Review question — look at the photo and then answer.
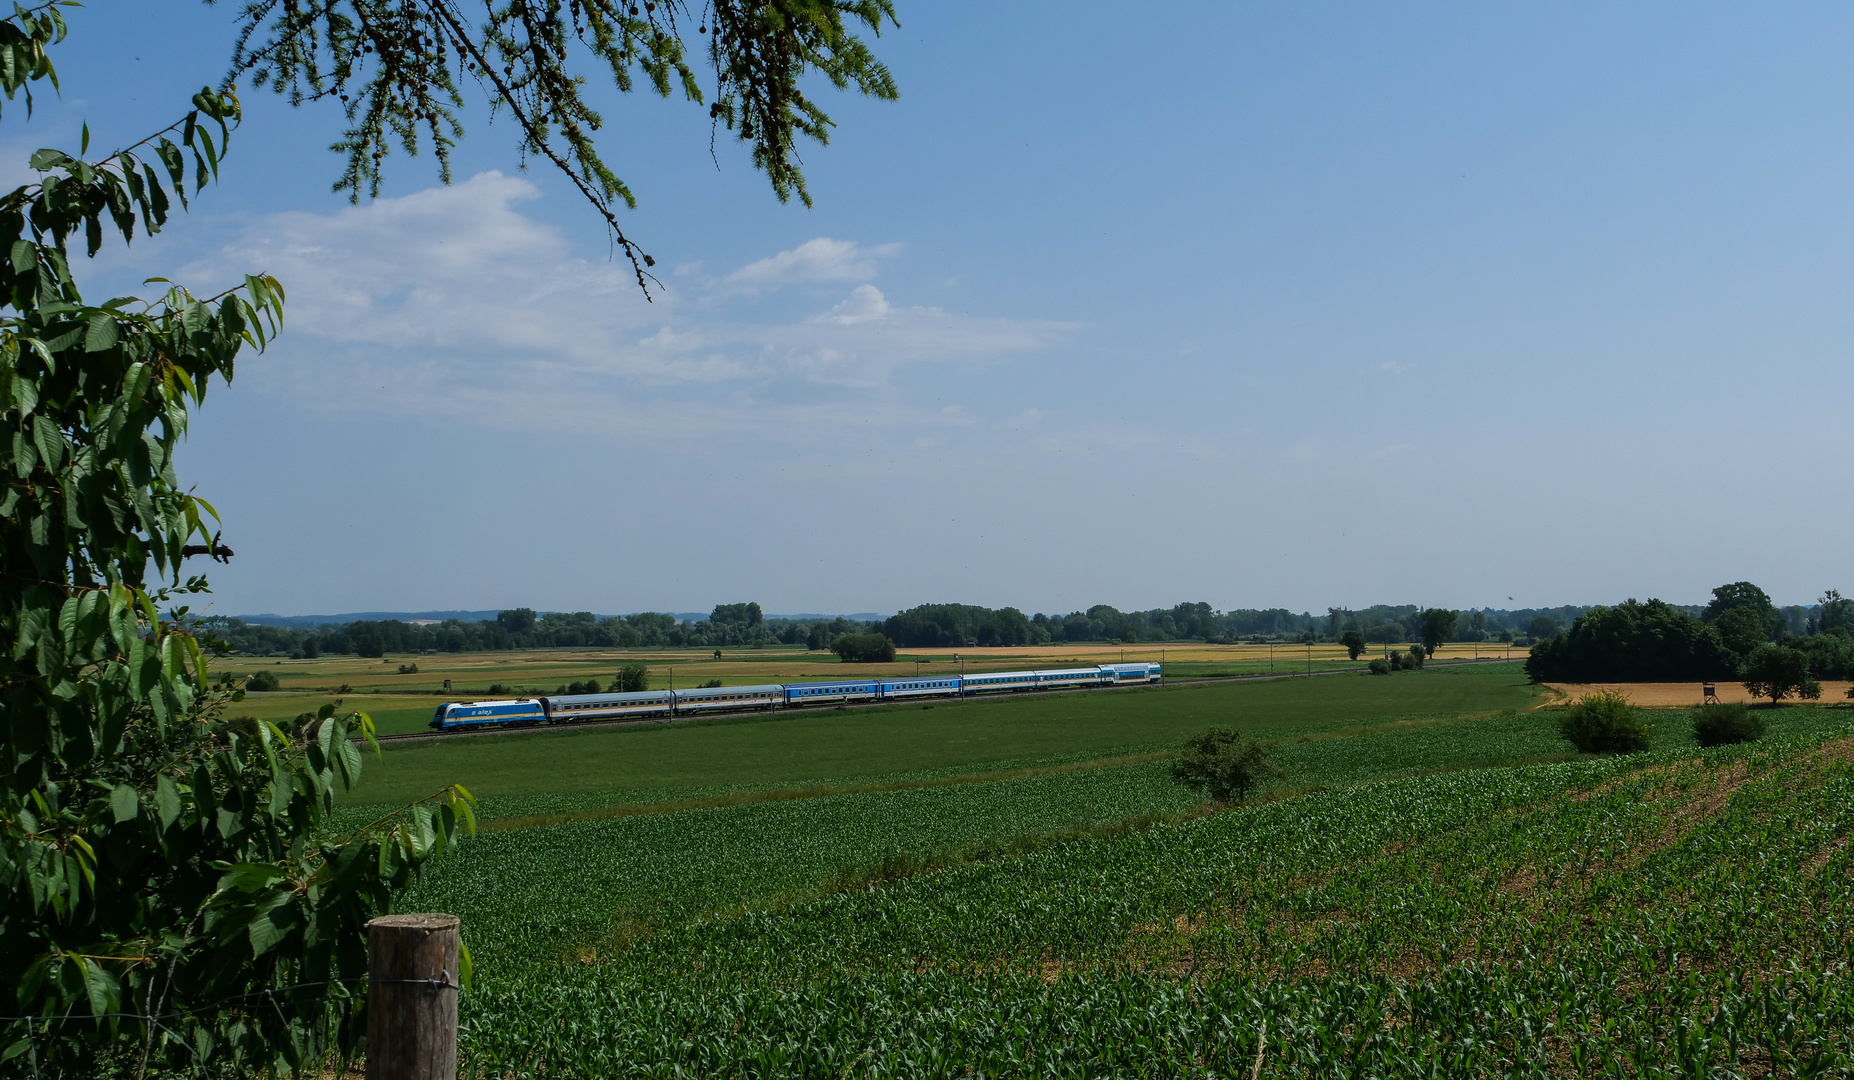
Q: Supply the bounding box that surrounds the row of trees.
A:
[216,586,1854,662]
[221,600,1479,657]
[212,606,875,657]
[880,602,1499,648]
[1525,583,1854,685]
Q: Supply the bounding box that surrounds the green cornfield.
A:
[403,717,1854,1077]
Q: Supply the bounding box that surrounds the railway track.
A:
[361,656,1523,744]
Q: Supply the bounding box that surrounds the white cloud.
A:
[815,283,891,324]
[184,173,1067,442]
[725,237,902,291]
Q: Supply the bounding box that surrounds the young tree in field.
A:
[1171,728,1282,804]
[1740,644,1822,705]
[1340,629,1367,660]
[1420,608,1459,656]
[613,663,651,692]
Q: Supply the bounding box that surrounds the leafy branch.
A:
[225,0,900,297]
[0,10,475,1075]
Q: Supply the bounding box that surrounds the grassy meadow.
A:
[218,639,1530,737]
[384,663,1570,954]
[226,641,1533,697]
[341,660,1543,805]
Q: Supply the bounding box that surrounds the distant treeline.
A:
[210,604,872,658]
[1525,583,1854,684]
[209,597,1685,658]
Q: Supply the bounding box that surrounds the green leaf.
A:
[83,312,118,352]
[337,737,363,788]
[155,773,181,828]
[79,957,119,1017]
[109,783,137,823]
[13,426,38,478]
[31,414,61,470]
[13,600,47,661]
[216,862,286,893]
[247,891,297,957]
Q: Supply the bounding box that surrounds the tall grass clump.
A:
[1557,690,1650,754]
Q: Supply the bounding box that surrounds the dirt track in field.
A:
[1546,681,1854,706]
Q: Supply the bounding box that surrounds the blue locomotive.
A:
[429,662,1161,731]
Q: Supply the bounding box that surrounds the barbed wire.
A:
[1,974,459,1080]
[0,973,459,1026]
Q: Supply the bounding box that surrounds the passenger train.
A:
[429,662,1162,731]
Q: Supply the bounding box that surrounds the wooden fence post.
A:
[366,913,460,1080]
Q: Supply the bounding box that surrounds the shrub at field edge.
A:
[1558,690,1651,754]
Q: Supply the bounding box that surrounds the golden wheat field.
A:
[1546,681,1854,706]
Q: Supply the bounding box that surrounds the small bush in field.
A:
[1692,703,1766,747]
[1367,658,1391,675]
[1558,690,1650,754]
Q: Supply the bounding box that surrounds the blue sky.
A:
[24,2,1854,616]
